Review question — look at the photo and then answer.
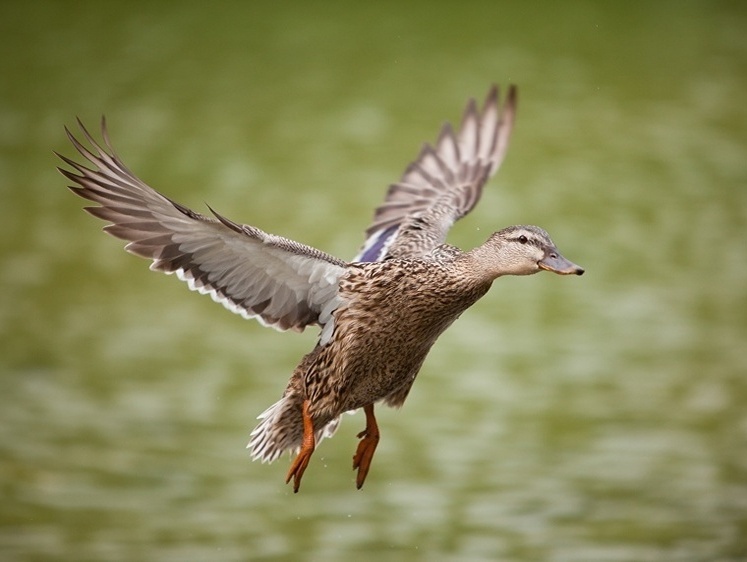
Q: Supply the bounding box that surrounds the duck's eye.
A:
[518,235,528,244]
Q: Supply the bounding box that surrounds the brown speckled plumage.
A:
[57,85,584,492]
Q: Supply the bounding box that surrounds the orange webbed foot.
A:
[352,404,380,489]
[286,446,313,493]
[285,399,315,493]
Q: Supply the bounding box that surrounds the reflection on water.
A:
[1,2,746,560]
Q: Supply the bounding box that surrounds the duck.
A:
[57,84,583,493]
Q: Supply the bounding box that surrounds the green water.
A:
[1,1,746,560]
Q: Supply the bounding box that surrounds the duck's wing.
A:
[354,84,517,261]
[57,119,346,333]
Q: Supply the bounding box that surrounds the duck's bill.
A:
[538,252,585,276]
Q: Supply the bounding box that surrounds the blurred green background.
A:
[1,1,746,560]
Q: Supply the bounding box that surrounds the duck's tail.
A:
[247,395,341,463]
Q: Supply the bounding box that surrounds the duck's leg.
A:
[352,403,380,489]
[285,399,315,493]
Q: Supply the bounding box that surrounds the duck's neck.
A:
[463,238,514,282]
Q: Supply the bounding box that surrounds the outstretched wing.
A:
[355,84,517,261]
[57,119,347,333]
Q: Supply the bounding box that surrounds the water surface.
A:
[1,2,746,560]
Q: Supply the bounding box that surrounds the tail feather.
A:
[248,396,341,462]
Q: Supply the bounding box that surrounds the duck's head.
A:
[478,225,584,278]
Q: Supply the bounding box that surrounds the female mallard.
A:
[57,85,583,492]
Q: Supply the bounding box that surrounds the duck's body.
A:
[57,85,583,492]
[255,248,493,456]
